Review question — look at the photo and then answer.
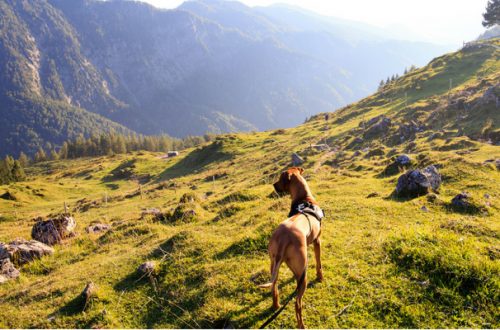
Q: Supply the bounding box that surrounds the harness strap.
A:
[303,213,313,238]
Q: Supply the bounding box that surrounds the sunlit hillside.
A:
[0,39,498,328]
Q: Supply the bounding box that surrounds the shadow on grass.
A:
[111,232,211,328]
[214,232,269,259]
[102,159,136,182]
[113,270,147,292]
[445,202,487,215]
[157,141,233,181]
[58,293,86,316]
[383,190,424,202]
[230,276,323,328]
[139,262,209,328]
[148,231,194,259]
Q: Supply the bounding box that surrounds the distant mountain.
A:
[477,26,500,40]
[0,0,132,156]
[0,0,453,157]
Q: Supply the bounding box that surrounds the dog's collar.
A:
[288,200,325,222]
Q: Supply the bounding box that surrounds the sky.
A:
[138,0,489,45]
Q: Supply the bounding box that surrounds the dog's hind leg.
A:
[286,244,308,329]
[270,257,282,309]
[259,243,284,311]
[314,238,323,282]
[295,273,307,329]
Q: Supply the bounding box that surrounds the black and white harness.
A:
[288,201,325,237]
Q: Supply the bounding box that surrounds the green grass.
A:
[0,39,499,328]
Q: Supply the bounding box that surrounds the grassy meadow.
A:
[0,40,499,328]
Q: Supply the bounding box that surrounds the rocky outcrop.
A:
[363,115,392,138]
[451,193,470,208]
[0,258,20,284]
[137,261,156,276]
[449,192,486,213]
[382,154,412,176]
[140,208,162,220]
[395,154,412,166]
[0,239,54,266]
[292,153,304,166]
[398,121,424,142]
[86,224,111,234]
[311,144,330,151]
[395,165,441,197]
[0,191,17,201]
[31,215,76,245]
[81,282,97,310]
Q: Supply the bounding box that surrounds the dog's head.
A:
[273,167,304,194]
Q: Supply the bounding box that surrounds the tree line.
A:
[378,65,418,91]
[1,132,215,185]
[0,155,26,185]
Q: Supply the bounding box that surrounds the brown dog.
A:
[259,167,323,328]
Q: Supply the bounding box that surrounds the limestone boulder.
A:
[0,239,54,266]
[291,153,304,166]
[395,165,442,197]
[86,223,111,234]
[0,258,20,284]
[137,261,156,276]
[32,214,76,245]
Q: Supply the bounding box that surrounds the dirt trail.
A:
[313,150,336,173]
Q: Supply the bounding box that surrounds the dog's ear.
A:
[298,167,304,174]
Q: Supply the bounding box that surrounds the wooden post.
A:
[106,192,109,220]
[448,78,453,99]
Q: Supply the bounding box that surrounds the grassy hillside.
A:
[0,40,499,328]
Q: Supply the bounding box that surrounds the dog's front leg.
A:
[314,238,323,282]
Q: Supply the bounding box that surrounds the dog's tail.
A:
[258,258,281,288]
[258,245,285,289]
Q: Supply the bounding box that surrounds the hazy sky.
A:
[139,0,489,45]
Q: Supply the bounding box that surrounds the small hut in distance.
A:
[161,151,179,159]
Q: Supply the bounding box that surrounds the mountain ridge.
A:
[0,0,454,157]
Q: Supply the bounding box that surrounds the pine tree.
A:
[115,135,127,154]
[11,160,25,181]
[34,148,47,162]
[378,80,385,91]
[4,156,15,182]
[18,152,29,167]
[0,156,24,184]
[50,149,59,161]
[483,0,500,27]
[0,159,7,184]
[59,142,69,159]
